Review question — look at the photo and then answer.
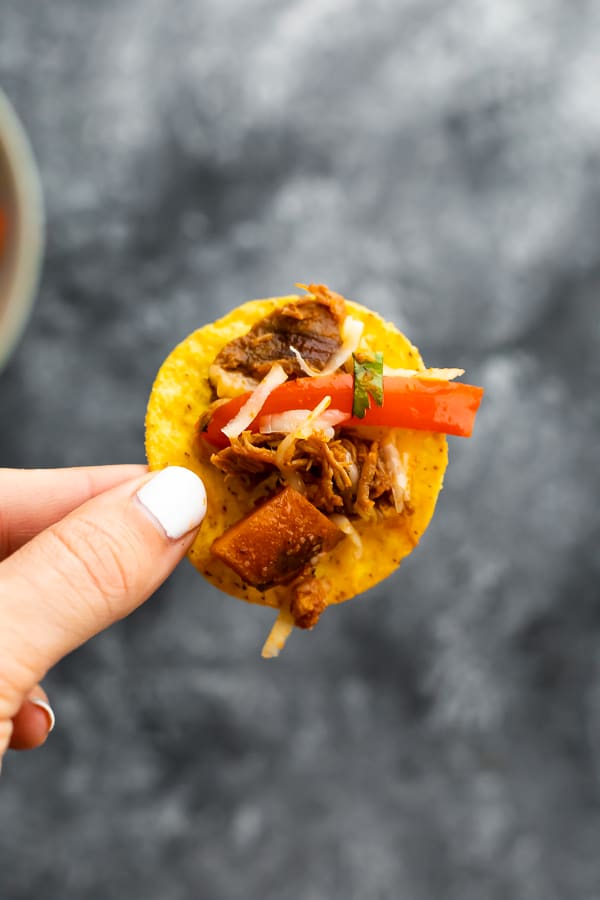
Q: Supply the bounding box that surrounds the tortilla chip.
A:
[145,292,448,612]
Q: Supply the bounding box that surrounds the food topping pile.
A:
[194,285,483,642]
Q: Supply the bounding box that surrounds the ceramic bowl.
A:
[0,89,44,371]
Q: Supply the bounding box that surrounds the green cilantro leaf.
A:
[352,352,384,418]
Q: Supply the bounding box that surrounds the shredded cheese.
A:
[329,514,363,557]
[275,395,332,468]
[382,437,410,513]
[258,407,347,438]
[289,346,318,377]
[261,604,295,658]
[221,363,288,439]
[290,315,364,377]
[382,366,465,380]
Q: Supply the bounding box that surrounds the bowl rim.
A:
[0,89,45,372]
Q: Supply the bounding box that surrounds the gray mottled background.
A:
[1,1,600,898]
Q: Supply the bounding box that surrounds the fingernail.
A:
[136,466,207,540]
[30,698,56,734]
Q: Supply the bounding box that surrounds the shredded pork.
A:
[289,574,329,630]
[210,431,397,519]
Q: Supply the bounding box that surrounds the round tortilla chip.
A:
[145,292,448,612]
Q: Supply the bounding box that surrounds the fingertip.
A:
[135,466,207,540]
[9,698,55,751]
[30,697,55,733]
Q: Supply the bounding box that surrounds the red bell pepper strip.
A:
[201,373,484,449]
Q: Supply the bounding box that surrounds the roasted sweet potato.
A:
[210,487,343,590]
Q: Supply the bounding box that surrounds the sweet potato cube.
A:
[211,487,343,589]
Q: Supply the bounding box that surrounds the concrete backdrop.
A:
[1,1,599,898]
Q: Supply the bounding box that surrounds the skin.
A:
[0,465,200,761]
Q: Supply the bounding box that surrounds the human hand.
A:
[0,464,207,768]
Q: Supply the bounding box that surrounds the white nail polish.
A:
[30,698,56,733]
[136,466,207,540]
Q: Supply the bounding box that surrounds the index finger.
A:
[0,465,148,560]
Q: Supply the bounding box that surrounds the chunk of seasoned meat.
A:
[354,440,380,517]
[290,574,328,629]
[211,289,346,382]
[211,434,278,477]
[301,436,348,514]
[210,487,343,590]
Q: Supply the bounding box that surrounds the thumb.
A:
[0,466,207,725]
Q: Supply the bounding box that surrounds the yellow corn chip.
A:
[145,292,448,616]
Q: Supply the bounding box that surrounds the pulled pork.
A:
[290,573,329,630]
[210,431,395,519]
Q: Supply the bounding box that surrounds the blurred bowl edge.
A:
[0,88,45,373]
